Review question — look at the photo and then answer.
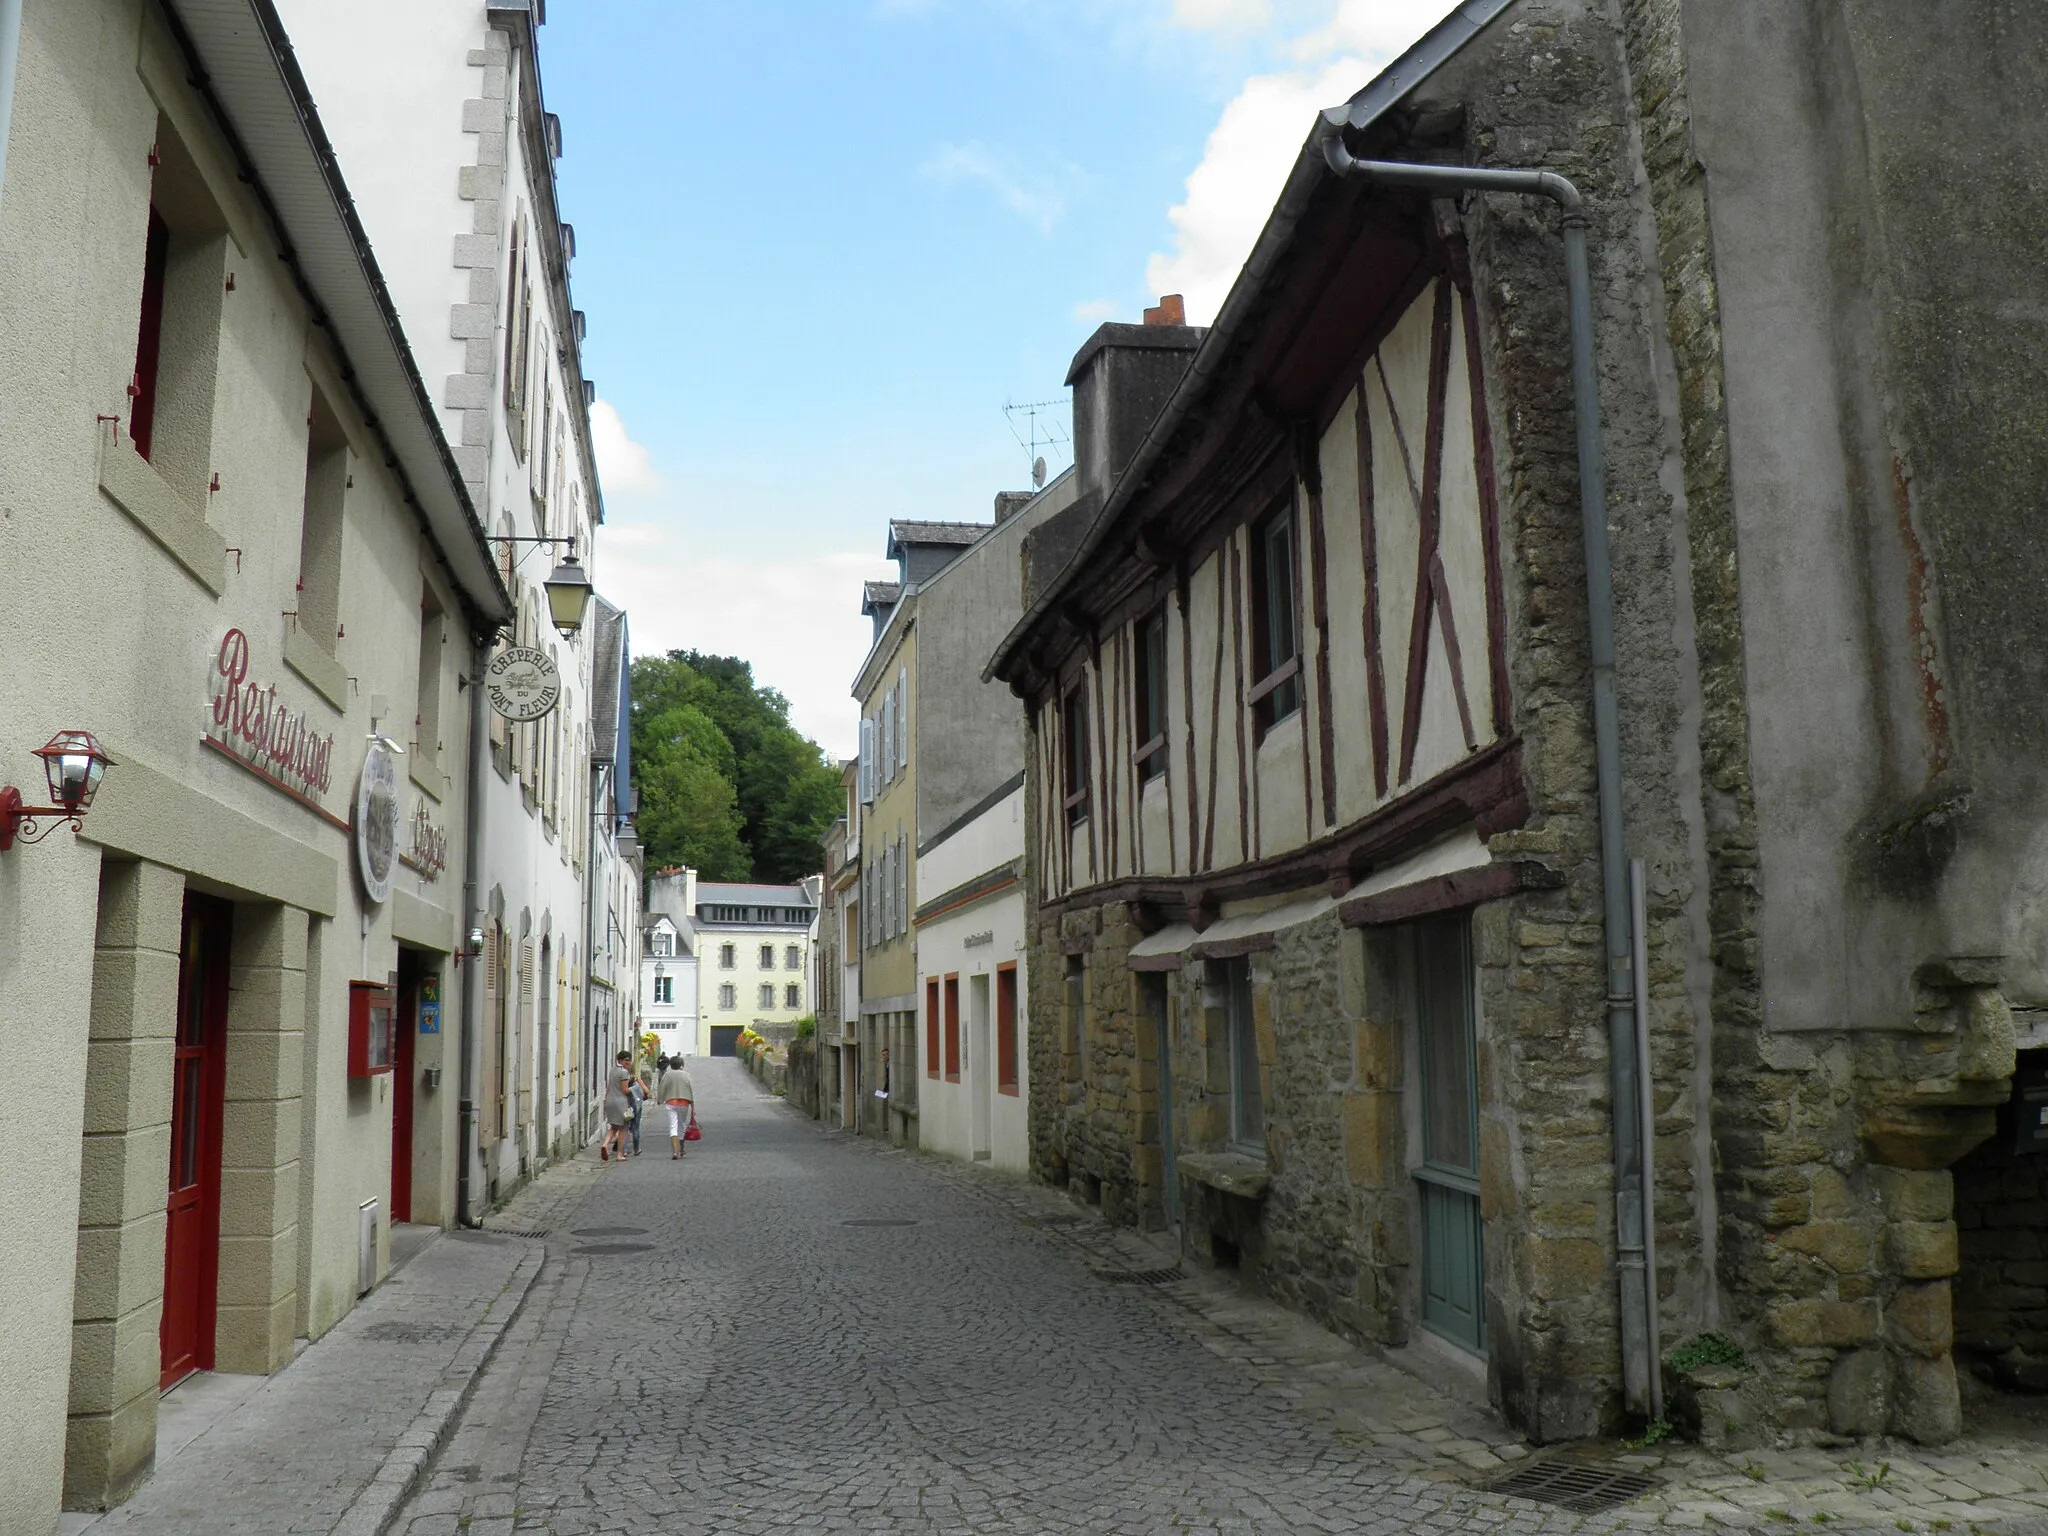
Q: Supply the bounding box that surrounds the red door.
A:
[391,956,419,1223]
[162,896,230,1390]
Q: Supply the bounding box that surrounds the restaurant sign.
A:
[356,738,401,904]
[486,646,560,721]
[402,803,449,881]
[206,628,336,804]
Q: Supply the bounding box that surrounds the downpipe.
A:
[457,631,491,1228]
[0,0,20,213]
[1320,138,1658,1421]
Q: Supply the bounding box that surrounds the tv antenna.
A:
[1004,396,1071,486]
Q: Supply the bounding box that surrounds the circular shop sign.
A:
[356,739,401,905]
[487,646,560,722]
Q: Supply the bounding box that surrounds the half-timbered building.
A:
[991,0,2048,1449]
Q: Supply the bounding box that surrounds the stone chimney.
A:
[1065,295,1203,509]
[993,490,1034,524]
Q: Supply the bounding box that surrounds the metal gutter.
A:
[985,0,1516,686]
[1317,142,1655,1421]
[158,0,512,630]
[458,635,488,1227]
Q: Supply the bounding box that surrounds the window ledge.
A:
[283,625,349,714]
[98,436,226,595]
[409,752,450,804]
[1176,1151,1272,1200]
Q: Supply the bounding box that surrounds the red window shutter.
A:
[996,964,1018,1094]
[943,975,960,1082]
[130,208,171,460]
[925,978,940,1078]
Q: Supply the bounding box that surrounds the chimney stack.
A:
[1065,296,1204,509]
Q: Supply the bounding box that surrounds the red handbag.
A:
[684,1110,701,1142]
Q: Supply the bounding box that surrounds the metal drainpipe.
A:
[1320,141,1656,1419]
[0,0,22,212]
[457,632,491,1228]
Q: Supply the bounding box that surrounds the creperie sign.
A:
[206,628,336,801]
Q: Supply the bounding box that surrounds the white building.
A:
[640,913,698,1063]
[695,881,820,1056]
[276,0,611,1197]
[585,597,640,1118]
[913,781,1029,1171]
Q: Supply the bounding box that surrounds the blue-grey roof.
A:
[695,882,817,908]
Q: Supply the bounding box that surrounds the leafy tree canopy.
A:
[628,652,841,884]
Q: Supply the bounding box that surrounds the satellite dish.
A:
[1032,456,1047,489]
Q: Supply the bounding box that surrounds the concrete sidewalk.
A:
[65,1229,542,1536]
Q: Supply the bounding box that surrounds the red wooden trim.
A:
[926,977,941,1078]
[200,735,352,834]
[1246,654,1301,707]
[1303,448,1339,829]
[1430,548,1480,753]
[1133,733,1169,766]
[943,972,961,1082]
[1355,376,1390,800]
[1228,534,1251,865]
[1337,858,1559,928]
[1397,280,1452,784]
[1088,646,1106,885]
[1036,736,1527,921]
[995,961,1020,1094]
[1202,555,1226,871]
[131,207,170,461]
[1177,575,1199,872]
[1126,627,1147,876]
[1459,274,1513,737]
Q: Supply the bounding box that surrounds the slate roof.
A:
[862,580,901,612]
[695,882,818,908]
[887,520,987,557]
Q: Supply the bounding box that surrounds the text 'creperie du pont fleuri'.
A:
[206,628,337,801]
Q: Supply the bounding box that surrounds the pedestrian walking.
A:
[601,1050,631,1162]
[658,1054,696,1159]
[627,1069,648,1157]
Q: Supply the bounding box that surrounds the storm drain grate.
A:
[483,1228,550,1239]
[841,1218,919,1228]
[1482,1457,1658,1514]
[571,1226,648,1237]
[1028,1213,1086,1228]
[573,1242,655,1256]
[1092,1266,1184,1286]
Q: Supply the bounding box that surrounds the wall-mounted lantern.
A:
[0,730,115,852]
[486,532,594,638]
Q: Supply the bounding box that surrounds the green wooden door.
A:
[1416,916,1485,1354]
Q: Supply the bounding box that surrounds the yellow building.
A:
[691,880,819,1057]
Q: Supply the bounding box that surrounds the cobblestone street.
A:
[374,1063,2034,1536]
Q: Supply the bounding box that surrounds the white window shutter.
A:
[859,719,875,804]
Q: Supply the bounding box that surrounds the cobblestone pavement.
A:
[390,1063,2046,1536]
[67,1228,540,1535]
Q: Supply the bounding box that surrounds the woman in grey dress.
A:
[601,1050,632,1161]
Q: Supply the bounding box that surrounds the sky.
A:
[547,0,1451,759]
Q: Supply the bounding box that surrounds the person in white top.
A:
[657,1054,697,1160]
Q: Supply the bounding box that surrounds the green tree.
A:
[628,652,840,883]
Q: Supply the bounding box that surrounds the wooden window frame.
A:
[1062,679,1091,829]
[995,962,1019,1096]
[926,978,941,1079]
[784,982,801,1010]
[1132,605,1169,786]
[943,973,961,1083]
[1248,502,1302,737]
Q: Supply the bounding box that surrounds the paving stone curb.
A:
[332,1240,546,1536]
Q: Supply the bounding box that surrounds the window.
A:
[759,983,775,1010]
[926,978,941,1078]
[719,943,735,970]
[785,944,801,971]
[413,582,446,765]
[1214,957,1264,1150]
[784,983,801,1009]
[996,963,1019,1095]
[759,943,774,970]
[718,983,736,1010]
[296,385,350,657]
[653,974,672,1005]
[943,974,961,1082]
[1133,606,1168,785]
[1249,506,1301,733]
[1062,681,1090,829]
[127,122,226,501]
[652,932,671,958]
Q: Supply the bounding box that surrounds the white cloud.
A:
[921,141,1074,236]
[1144,0,1445,324]
[1072,298,1119,324]
[1168,0,1272,30]
[589,398,659,495]
[593,522,891,761]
